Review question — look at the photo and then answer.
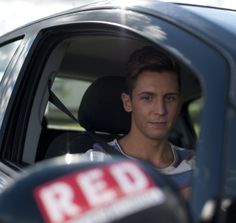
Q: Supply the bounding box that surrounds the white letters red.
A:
[34,161,155,223]
[76,168,116,206]
[36,182,81,223]
[110,162,149,194]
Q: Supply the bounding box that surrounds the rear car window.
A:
[0,40,21,82]
[45,77,91,130]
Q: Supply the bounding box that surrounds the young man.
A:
[109,46,195,200]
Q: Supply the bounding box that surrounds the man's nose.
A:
[153,98,167,115]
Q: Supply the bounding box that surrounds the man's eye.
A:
[141,95,152,101]
[164,95,177,102]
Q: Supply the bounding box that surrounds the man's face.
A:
[122,70,181,141]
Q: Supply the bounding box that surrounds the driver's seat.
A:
[78,75,131,135]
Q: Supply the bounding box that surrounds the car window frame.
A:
[0,37,24,127]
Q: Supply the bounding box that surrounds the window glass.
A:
[45,77,91,130]
[0,40,21,82]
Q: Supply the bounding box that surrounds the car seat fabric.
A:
[45,132,95,158]
[78,76,131,135]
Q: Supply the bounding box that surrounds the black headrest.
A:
[78,76,131,134]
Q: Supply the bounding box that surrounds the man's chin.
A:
[147,132,168,141]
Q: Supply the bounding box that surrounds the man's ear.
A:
[121,93,132,112]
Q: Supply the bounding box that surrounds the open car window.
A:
[0,40,21,83]
[27,33,201,163]
[45,77,91,131]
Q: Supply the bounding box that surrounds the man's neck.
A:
[118,133,174,168]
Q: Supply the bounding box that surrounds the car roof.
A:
[1,0,235,37]
[180,4,236,36]
[0,0,236,46]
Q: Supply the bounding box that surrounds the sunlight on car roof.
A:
[111,0,143,8]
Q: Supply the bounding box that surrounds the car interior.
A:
[21,29,202,164]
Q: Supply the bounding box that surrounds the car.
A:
[0,0,236,222]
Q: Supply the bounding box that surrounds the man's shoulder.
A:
[108,139,120,151]
[172,144,195,161]
[170,144,195,173]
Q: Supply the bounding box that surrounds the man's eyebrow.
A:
[165,92,180,95]
[137,91,155,96]
[138,92,179,96]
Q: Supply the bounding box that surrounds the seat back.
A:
[78,76,131,135]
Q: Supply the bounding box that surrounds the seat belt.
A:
[48,89,122,157]
[49,90,78,123]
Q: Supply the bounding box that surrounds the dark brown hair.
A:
[125,46,181,96]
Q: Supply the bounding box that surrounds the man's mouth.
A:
[148,121,167,127]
